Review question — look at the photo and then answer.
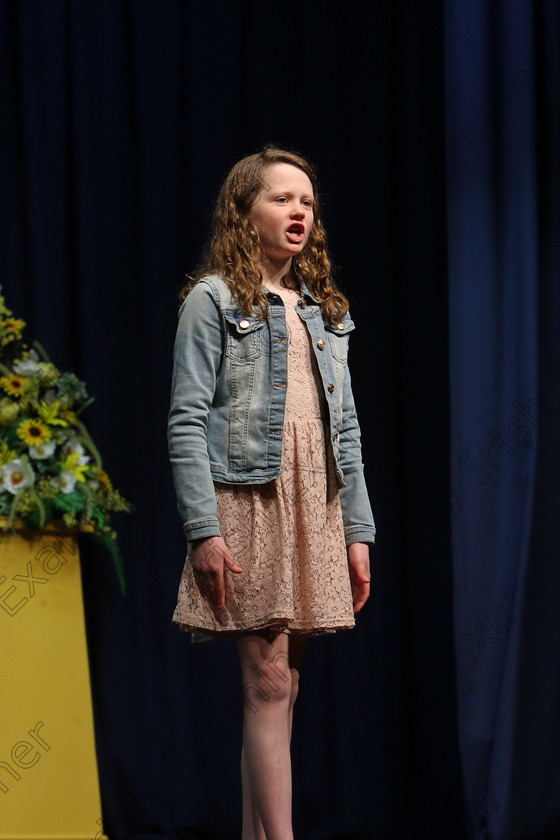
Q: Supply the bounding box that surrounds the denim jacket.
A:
[167,274,376,550]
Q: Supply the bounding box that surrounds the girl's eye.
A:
[274,196,313,208]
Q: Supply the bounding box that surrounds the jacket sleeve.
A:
[167,281,223,548]
[336,355,376,547]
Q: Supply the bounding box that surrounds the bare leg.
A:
[236,630,308,840]
[287,633,308,743]
[240,741,266,840]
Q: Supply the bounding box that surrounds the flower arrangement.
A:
[0,285,132,592]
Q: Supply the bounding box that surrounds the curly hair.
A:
[179,146,349,324]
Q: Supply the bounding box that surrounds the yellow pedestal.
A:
[0,519,108,839]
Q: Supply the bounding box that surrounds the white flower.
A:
[61,438,87,460]
[13,348,42,376]
[2,459,35,495]
[57,471,78,494]
[29,440,56,460]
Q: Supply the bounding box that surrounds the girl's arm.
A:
[336,360,376,546]
[347,541,371,612]
[167,280,224,551]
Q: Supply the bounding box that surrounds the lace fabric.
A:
[172,297,355,642]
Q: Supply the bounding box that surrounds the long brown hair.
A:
[179,146,349,323]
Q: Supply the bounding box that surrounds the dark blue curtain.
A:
[1,2,557,839]
[446,2,560,839]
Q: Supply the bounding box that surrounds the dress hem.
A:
[173,614,356,643]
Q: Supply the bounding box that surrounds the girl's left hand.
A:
[347,542,371,614]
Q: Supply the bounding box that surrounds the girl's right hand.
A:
[190,535,243,613]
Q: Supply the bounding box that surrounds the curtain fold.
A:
[446,3,560,838]
[2,2,558,838]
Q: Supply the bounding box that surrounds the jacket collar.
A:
[291,269,322,305]
[262,272,321,305]
[297,276,321,304]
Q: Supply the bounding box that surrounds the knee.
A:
[242,663,293,711]
[289,669,299,708]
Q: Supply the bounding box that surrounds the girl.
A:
[168,146,375,840]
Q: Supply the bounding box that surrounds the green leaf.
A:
[0,493,13,515]
[74,483,105,527]
[27,487,46,527]
[31,340,51,363]
[22,498,55,530]
[74,396,95,416]
[52,491,86,513]
[71,418,102,468]
[4,487,26,529]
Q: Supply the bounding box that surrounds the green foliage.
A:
[0,283,133,592]
[52,490,87,513]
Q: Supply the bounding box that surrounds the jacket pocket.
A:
[223,312,265,362]
[324,317,355,364]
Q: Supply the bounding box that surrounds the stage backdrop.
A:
[1,2,558,839]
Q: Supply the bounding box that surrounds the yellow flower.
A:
[0,397,19,425]
[36,476,60,500]
[61,451,89,483]
[59,408,77,424]
[0,293,10,316]
[36,399,69,427]
[37,362,60,384]
[17,418,52,447]
[0,441,15,466]
[0,375,27,397]
[1,318,25,337]
[91,467,112,491]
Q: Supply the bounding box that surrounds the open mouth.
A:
[286,223,305,243]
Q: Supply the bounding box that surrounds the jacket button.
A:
[317,340,325,350]
[336,322,345,330]
[239,319,249,329]
[328,383,335,393]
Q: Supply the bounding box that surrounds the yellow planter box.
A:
[0,518,108,839]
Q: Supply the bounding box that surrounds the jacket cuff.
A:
[183,518,221,545]
[344,525,376,546]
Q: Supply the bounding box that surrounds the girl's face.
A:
[250,163,314,266]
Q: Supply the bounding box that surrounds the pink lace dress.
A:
[172,288,356,643]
